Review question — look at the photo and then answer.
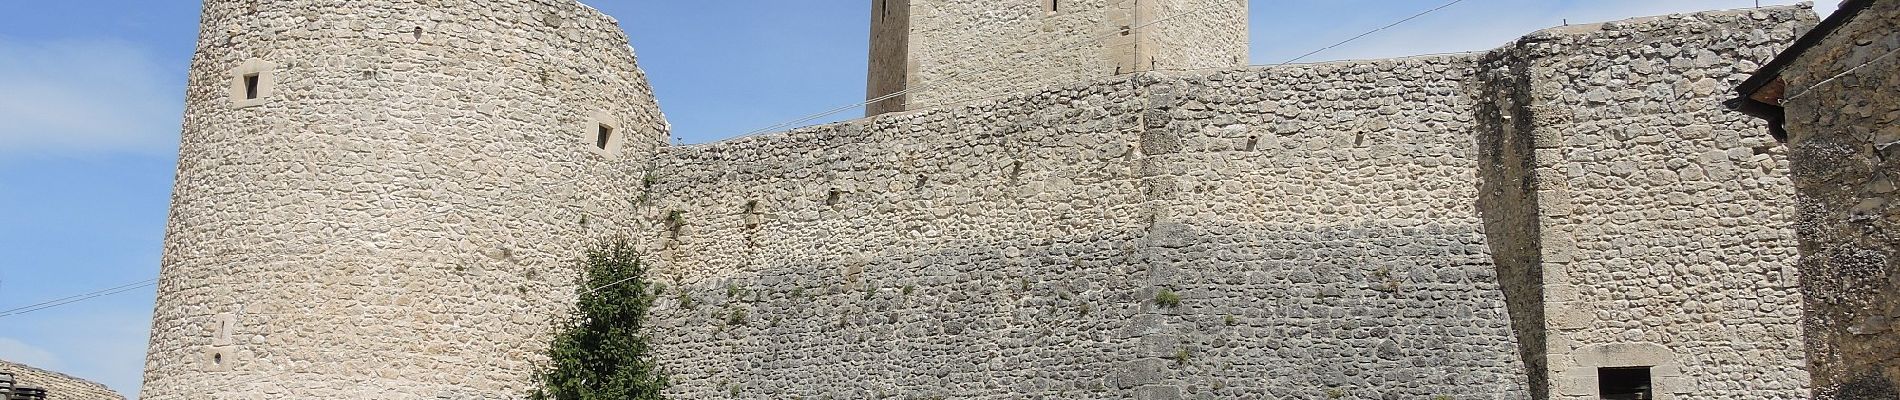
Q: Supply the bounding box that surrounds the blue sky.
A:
[0,0,1832,397]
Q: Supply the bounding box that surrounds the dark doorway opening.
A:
[1600,367,1653,399]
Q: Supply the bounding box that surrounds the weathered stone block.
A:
[1134,384,1183,400]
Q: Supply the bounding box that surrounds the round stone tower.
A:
[139,0,667,398]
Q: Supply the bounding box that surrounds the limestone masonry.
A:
[141,0,663,398]
[1,359,125,400]
[866,0,1248,115]
[141,1,1840,399]
[1734,0,1900,397]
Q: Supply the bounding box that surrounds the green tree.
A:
[532,238,668,400]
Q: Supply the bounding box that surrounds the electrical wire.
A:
[1784,45,1900,100]
[731,0,1470,141]
[0,280,158,319]
[4,0,1476,321]
[1278,0,1468,65]
[0,136,631,320]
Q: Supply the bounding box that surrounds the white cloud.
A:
[0,337,65,371]
[43,312,151,399]
[0,38,181,156]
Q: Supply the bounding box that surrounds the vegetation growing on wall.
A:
[1153,288,1182,308]
[532,238,668,400]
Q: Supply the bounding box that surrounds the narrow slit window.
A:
[243,73,261,100]
[1047,0,1060,13]
[1599,367,1653,400]
[596,124,615,150]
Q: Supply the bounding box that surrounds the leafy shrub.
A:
[531,238,667,400]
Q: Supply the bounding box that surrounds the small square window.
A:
[243,73,261,100]
[229,59,275,107]
[1599,367,1653,400]
[596,124,615,150]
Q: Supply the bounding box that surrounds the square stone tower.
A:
[867,0,1249,115]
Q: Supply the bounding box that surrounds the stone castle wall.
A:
[139,0,666,398]
[1473,35,1555,400]
[1,360,124,400]
[1541,10,1811,399]
[638,6,1815,399]
[141,1,1821,399]
[1477,8,1817,399]
[1141,0,1248,72]
[1775,0,1900,396]
[644,54,1529,399]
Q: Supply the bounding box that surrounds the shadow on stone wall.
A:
[1471,39,1550,400]
[646,219,1527,399]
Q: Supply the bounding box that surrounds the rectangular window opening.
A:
[243,73,261,100]
[1047,0,1060,13]
[1599,367,1653,400]
[596,124,615,150]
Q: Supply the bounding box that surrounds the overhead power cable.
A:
[0,137,628,320]
[733,0,1247,139]
[1278,0,1468,65]
[1785,45,1900,100]
[7,0,1480,320]
[585,0,1474,295]
[731,0,1470,141]
[0,278,157,314]
[0,279,159,319]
